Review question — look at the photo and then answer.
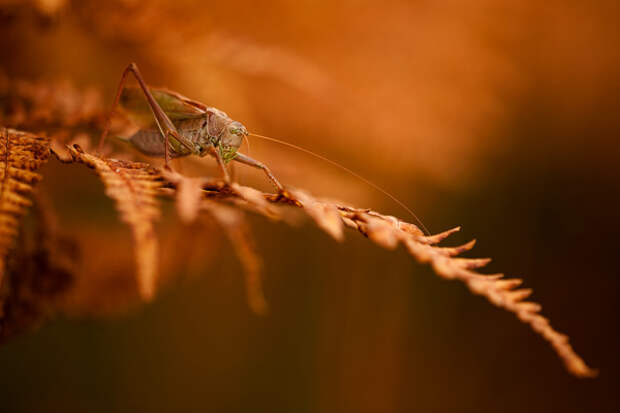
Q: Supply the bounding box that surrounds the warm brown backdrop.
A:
[0,0,618,412]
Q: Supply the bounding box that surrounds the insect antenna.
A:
[247,132,431,236]
[244,133,252,157]
[236,134,252,184]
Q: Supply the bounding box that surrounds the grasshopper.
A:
[98,63,284,192]
[98,63,430,234]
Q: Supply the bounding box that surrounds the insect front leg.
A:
[207,145,231,184]
[233,152,285,193]
[98,62,194,168]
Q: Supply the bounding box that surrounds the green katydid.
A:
[98,63,429,234]
[98,62,284,192]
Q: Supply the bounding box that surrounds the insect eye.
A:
[230,128,240,135]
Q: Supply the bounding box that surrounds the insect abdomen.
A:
[129,116,208,158]
[129,129,187,158]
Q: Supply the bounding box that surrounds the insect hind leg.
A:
[97,62,192,168]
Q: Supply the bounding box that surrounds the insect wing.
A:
[120,86,206,127]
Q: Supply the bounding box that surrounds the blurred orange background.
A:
[0,0,618,412]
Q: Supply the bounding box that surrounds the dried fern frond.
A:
[0,75,103,132]
[0,192,77,342]
[333,205,596,378]
[51,143,162,300]
[160,169,213,224]
[160,170,268,314]
[35,142,595,377]
[158,175,596,378]
[203,202,268,315]
[0,128,50,288]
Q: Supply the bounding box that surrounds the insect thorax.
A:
[128,108,246,161]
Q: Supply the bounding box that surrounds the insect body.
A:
[98,63,284,192]
[124,96,246,161]
[99,64,429,234]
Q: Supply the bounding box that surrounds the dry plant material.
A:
[0,192,77,342]
[0,4,602,381]
[161,170,268,314]
[163,178,597,378]
[0,74,103,132]
[333,207,596,378]
[0,129,595,378]
[203,202,268,315]
[51,143,162,300]
[0,128,50,287]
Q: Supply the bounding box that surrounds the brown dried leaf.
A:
[167,182,593,377]
[202,201,268,315]
[1,193,78,342]
[0,128,50,287]
[259,191,595,378]
[175,178,204,223]
[0,77,103,132]
[62,145,162,300]
[49,139,73,163]
[289,189,344,241]
[39,137,599,377]
[363,215,399,249]
[402,230,596,378]
[231,183,269,207]
[160,169,207,224]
